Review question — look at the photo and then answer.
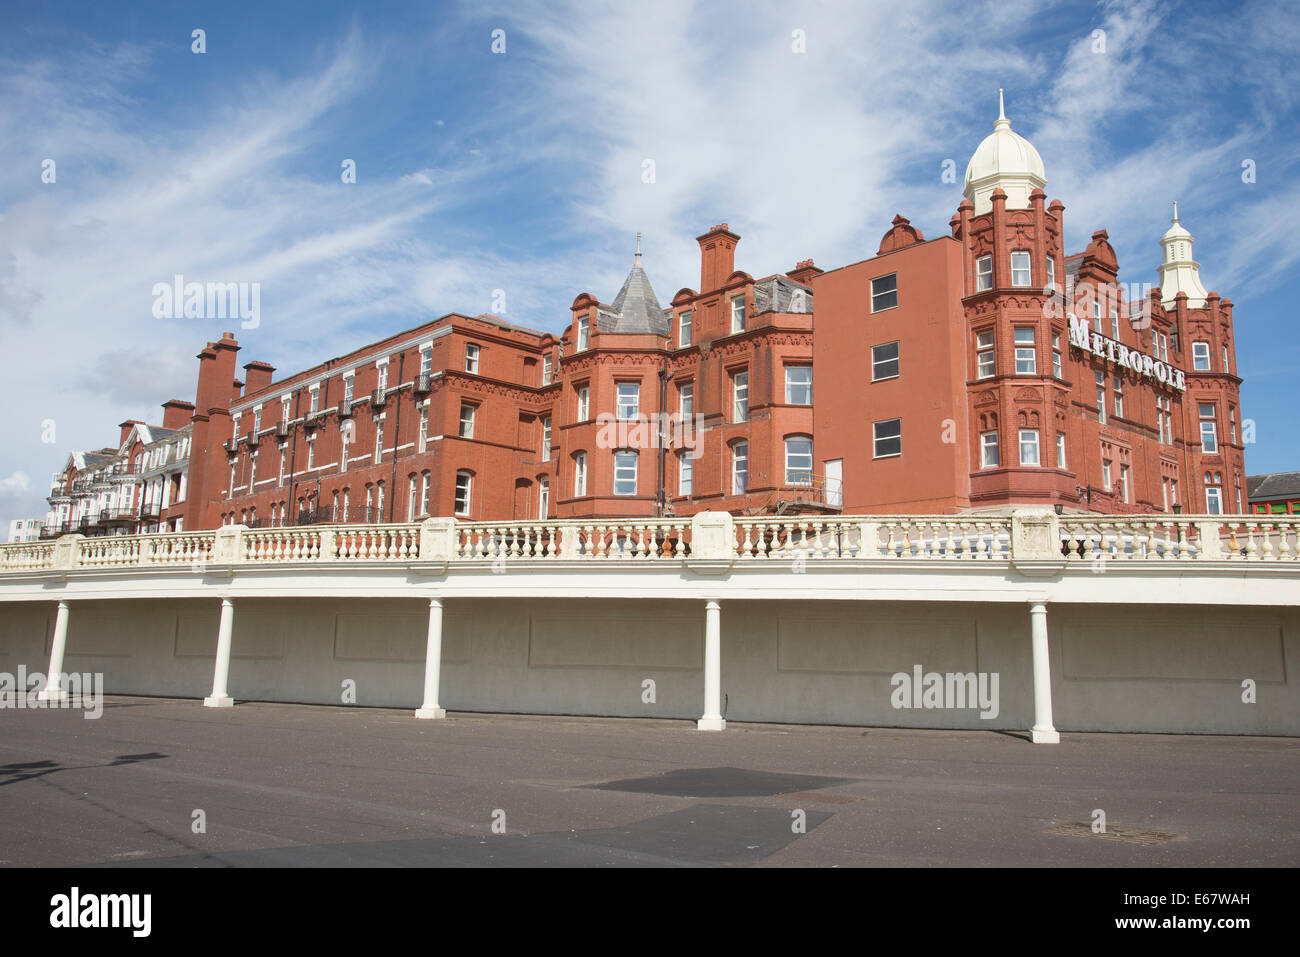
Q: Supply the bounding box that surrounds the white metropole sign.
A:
[1067,315,1186,392]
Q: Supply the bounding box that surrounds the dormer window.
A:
[577,315,589,351]
[730,296,746,333]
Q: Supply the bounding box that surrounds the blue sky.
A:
[2,0,1298,523]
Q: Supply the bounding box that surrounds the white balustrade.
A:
[0,515,1295,573]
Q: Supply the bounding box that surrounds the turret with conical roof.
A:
[600,233,669,336]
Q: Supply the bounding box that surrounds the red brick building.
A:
[56,95,1246,531]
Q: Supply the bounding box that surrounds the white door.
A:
[824,459,843,508]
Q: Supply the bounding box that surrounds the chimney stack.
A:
[696,223,740,294]
[242,360,275,396]
[161,399,195,430]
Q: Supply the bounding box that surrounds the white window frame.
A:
[871,273,898,312]
[732,371,749,423]
[873,418,902,459]
[732,442,748,495]
[542,417,551,462]
[1010,250,1031,287]
[617,382,640,420]
[785,436,813,485]
[454,471,472,516]
[976,331,995,379]
[577,316,589,351]
[1019,429,1040,467]
[613,450,638,496]
[577,385,590,422]
[573,452,587,497]
[1192,342,1210,371]
[542,354,552,386]
[1057,432,1067,470]
[980,431,999,468]
[785,365,813,403]
[730,295,746,333]
[1014,328,1036,375]
[680,383,694,418]
[976,255,993,292]
[871,342,900,382]
[679,453,693,497]
[1199,403,1218,453]
[679,311,692,346]
[465,343,481,374]
[374,419,384,464]
[459,402,476,439]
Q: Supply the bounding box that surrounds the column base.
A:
[36,689,67,703]
[696,716,726,731]
[1030,727,1060,744]
[414,706,447,719]
[203,695,235,708]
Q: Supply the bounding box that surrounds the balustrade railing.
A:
[0,515,1296,574]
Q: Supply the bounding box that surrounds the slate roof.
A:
[753,276,812,314]
[1247,472,1300,501]
[599,257,669,336]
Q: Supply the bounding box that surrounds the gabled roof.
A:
[1247,472,1300,500]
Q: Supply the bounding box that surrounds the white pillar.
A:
[1029,600,1059,744]
[203,598,235,707]
[37,600,71,702]
[697,599,725,730]
[415,597,447,719]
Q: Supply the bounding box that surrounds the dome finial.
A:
[1172,200,1179,224]
[634,231,642,266]
[995,88,1010,129]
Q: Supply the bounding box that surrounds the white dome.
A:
[963,91,1046,215]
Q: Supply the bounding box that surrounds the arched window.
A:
[573,451,587,497]
[731,441,748,495]
[613,450,637,495]
[454,470,473,516]
[784,435,813,485]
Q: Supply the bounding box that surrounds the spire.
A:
[996,88,1009,129]
[1159,205,1207,307]
[605,238,668,336]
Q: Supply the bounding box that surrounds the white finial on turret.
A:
[1172,200,1180,224]
[634,231,642,267]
